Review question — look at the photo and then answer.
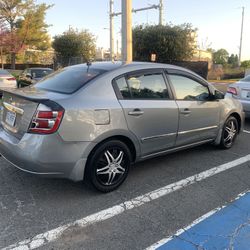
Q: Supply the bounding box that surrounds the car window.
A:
[116,77,131,98]
[0,69,10,75]
[35,66,107,94]
[118,72,169,99]
[31,69,53,78]
[169,74,209,101]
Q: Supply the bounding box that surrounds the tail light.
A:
[6,77,16,81]
[28,104,64,134]
[227,87,237,95]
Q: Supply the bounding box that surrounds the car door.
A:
[113,69,179,157]
[167,70,221,146]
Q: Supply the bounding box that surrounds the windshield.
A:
[241,75,250,82]
[0,69,10,76]
[35,66,106,94]
[31,69,53,78]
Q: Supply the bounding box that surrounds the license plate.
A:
[6,111,16,127]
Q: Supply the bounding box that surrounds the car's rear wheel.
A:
[220,116,239,149]
[85,140,131,192]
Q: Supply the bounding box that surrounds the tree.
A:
[52,28,96,66]
[213,49,229,65]
[227,54,238,67]
[133,24,196,62]
[241,60,250,69]
[0,0,52,69]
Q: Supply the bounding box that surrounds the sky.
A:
[36,0,250,61]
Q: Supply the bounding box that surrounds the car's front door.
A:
[167,71,221,146]
[114,69,179,157]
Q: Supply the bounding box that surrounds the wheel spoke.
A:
[115,151,124,165]
[107,171,116,185]
[225,134,232,142]
[117,165,125,172]
[225,127,231,133]
[104,150,114,165]
[97,165,110,175]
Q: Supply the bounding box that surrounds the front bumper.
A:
[0,127,95,181]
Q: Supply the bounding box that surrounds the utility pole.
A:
[122,0,132,63]
[159,0,164,25]
[109,0,115,61]
[239,6,244,66]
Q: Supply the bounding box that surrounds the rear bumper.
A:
[0,127,96,181]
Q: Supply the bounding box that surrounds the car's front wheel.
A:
[220,116,239,149]
[85,140,131,192]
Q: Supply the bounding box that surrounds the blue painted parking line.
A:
[157,192,250,250]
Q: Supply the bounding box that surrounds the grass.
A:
[208,79,240,84]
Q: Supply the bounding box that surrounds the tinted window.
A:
[169,75,209,101]
[35,66,106,94]
[31,69,53,78]
[126,73,169,99]
[116,77,130,98]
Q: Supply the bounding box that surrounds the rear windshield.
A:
[242,75,250,82]
[31,69,53,78]
[35,66,106,94]
[0,69,10,75]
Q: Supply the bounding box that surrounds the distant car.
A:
[226,75,250,118]
[0,69,17,90]
[18,67,54,88]
[0,62,244,192]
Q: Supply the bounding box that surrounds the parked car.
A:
[17,67,54,87]
[0,62,244,192]
[0,69,17,91]
[226,75,250,118]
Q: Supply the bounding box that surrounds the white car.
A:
[0,69,17,90]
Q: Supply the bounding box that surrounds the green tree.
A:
[52,28,96,66]
[241,60,250,69]
[228,54,239,67]
[0,0,52,69]
[213,49,229,65]
[133,24,196,62]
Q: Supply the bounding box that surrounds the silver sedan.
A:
[0,62,244,192]
[226,75,250,117]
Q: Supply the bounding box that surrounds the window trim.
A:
[165,70,212,101]
[112,68,174,101]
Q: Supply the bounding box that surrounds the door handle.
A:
[180,108,191,115]
[128,109,144,116]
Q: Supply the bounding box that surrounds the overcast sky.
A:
[36,0,250,60]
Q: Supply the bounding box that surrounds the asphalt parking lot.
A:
[1,119,250,250]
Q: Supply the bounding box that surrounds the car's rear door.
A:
[113,69,179,157]
[167,70,221,146]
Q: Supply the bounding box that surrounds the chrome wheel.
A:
[96,149,126,185]
[86,140,131,192]
[220,116,238,149]
[224,120,237,145]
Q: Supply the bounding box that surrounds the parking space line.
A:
[3,155,250,250]
[243,130,250,134]
[146,191,248,250]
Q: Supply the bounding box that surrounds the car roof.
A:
[28,67,53,70]
[70,61,199,75]
[68,61,206,82]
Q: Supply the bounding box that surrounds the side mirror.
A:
[213,90,225,100]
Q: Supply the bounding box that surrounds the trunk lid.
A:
[1,87,67,140]
[235,82,250,100]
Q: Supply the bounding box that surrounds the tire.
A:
[220,116,239,149]
[85,140,131,193]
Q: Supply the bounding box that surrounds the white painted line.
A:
[146,191,249,250]
[243,130,250,134]
[3,155,250,250]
